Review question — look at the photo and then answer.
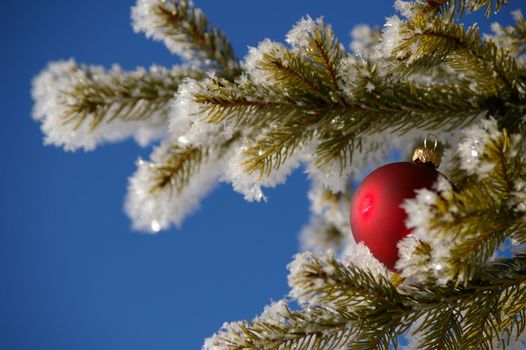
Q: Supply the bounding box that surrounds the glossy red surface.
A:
[350,162,440,270]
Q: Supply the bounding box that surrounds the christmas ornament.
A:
[350,136,445,270]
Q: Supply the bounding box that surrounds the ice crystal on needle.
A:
[32,60,174,151]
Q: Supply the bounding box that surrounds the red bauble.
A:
[350,162,442,270]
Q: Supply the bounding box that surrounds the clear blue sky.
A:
[0,1,519,349]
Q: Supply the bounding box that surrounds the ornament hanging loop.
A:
[412,134,442,168]
[424,134,438,150]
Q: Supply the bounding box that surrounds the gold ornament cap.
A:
[412,134,442,168]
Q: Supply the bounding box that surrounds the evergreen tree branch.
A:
[285,253,526,349]
[395,18,523,98]
[64,65,200,129]
[411,307,463,350]
[204,303,357,350]
[408,0,511,20]
[148,145,206,195]
[487,10,526,58]
[125,138,235,232]
[193,62,502,178]
[32,60,200,151]
[459,289,502,349]
[294,17,348,104]
[288,253,406,310]
[132,0,240,78]
[398,120,526,285]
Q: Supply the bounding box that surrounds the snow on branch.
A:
[486,9,526,66]
[288,250,390,308]
[398,119,526,286]
[394,0,511,20]
[125,139,234,232]
[32,60,199,151]
[185,16,498,196]
[393,15,524,98]
[203,301,356,350]
[349,24,381,58]
[131,0,239,77]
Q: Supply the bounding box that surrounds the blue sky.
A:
[0,1,520,349]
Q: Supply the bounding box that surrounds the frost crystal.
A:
[288,251,329,306]
[170,78,202,140]
[255,300,288,324]
[222,139,314,201]
[132,0,194,59]
[397,177,455,285]
[202,321,245,350]
[124,142,223,232]
[336,56,359,97]
[285,16,319,49]
[349,24,379,58]
[376,16,403,59]
[394,0,416,19]
[171,76,235,147]
[243,39,286,86]
[342,242,389,279]
[32,60,167,151]
[457,118,500,177]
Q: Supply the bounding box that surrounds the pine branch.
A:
[397,120,526,286]
[395,18,523,98]
[349,323,401,350]
[410,0,511,20]
[292,17,348,104]
[444,129,525,282]
[285,253,526,350]
[432,185,515,283]
[411,307,463,350]
[407,256,526,349]
[132,0,240,78]
[148,145,206,195]
[204,304,356,350]
[125,138,235,232]
[288,253,405,310]
[188,18,525,182]
[460,289,502,349]
[488,10,526,58]
[32,60,201,150]
[194,59,501,179]
[287,253,411,349]
[65,65,200,129]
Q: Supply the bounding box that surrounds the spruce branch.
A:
[125,138,235,232]
[204,303,356,350]
[488,9,526,58]
[288,253,404,310]
[62,64,200,128]
[410,306,463,350]
[286,252,410,349]
[148,144,206,195]
[288,17,348,104]
[32,60,200,151]
[399,121,526,285]
[395,17,523,98]
[408,0,511,20]
[132,0,240,78]
[193,50,503,180]
[30,1,526,347]
[282,253,526,350]
[300,181,351,253]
